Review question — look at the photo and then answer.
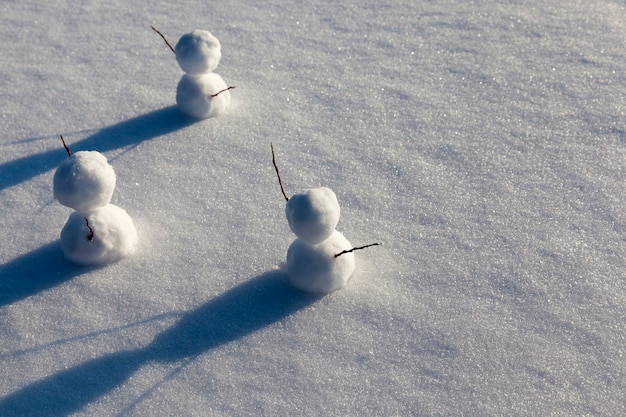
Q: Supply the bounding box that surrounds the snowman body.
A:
[284,187,355,294]
[174,30,231,119]
[60,204,137,266]
[53,150,137,266]
[176,73,231,119]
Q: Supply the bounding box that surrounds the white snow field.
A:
[1,0,625,415]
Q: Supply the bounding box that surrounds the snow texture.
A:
[1,0,625,416]
[175,72,231,119]
[175,30,222,75]
[60,204,138,266]
[286,230,355,294]
[285,187,340,244]
[53,151,116,212]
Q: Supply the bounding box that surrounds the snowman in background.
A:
[53,138,138,266]
[152,27,233,119]
[271,144,380,294]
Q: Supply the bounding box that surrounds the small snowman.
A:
[152,26,234,119]
[271,144,380,294]
[53,136,138,266]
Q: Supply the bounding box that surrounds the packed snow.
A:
[286,230,355,294]
[53,151,116,212]
[285,187,341,245]
[60,204,138,266]
[176,72,231,119]
[175,30,222,75]
[1,0,625,416]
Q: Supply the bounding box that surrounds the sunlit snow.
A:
[1,0,624,416]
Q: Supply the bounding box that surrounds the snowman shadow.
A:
[0,269,320,416]
[0,105,197,192]
[144,268,320,362]
[0,241,96,307]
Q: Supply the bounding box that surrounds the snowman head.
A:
[175,29,222,74]
[53,151,116,212]
[285,187,341,245]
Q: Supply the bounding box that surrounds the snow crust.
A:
[60,204,138,266]
[53,151,116,212]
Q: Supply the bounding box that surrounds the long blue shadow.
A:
[0,106,196,191]
[0,270,318,416]
[0,241,93,307]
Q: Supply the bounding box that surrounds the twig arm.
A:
[335,242,381,258]
[210,86,236,98]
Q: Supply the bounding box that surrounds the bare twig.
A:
[151,25,175,54]
[60,135,71,157]
[84,217,95,242]
[210,86,236,98]
[335,242,381,258]
[271,142,289,202]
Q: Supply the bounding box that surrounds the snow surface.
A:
[1,0,625,416]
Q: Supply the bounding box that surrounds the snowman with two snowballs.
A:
[273,145,379,294]
[173,29,232,119]
[284,187,356,294]
[53,145,137,266]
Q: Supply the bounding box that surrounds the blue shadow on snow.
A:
[0,105,197,192]
[0,241,95,307]
[0,269,319,417]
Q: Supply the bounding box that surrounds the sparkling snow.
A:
[0,0,625,416]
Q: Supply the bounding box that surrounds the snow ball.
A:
[286,230,355,294]
[60,204,138,266]
[53,150,116,212]
[176,72,231,119]
[175,29,221,74]
[285,187,340,244]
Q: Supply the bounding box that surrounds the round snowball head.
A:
[175,29,221,74]
[176,72,231,119]
[286,230,355,294]
[60,204,138,266]
[285,187,340,244]
[53,151,116,212]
